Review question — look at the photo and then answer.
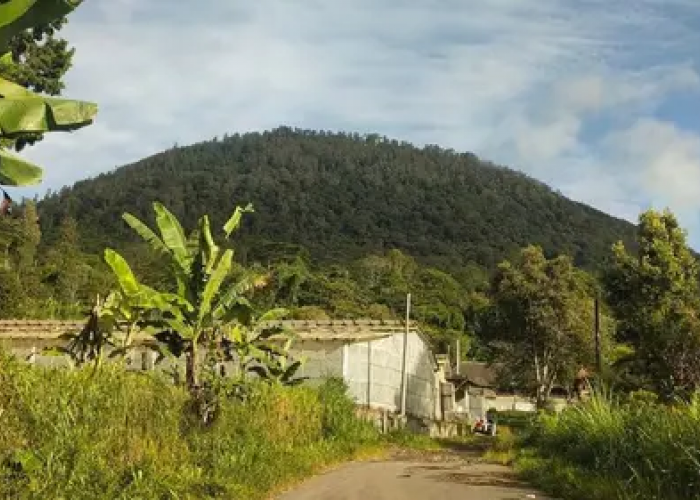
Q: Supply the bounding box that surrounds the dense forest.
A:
[36,127,636,271]
[0,127,643,355]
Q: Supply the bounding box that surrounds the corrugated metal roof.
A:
[0,319,420,343]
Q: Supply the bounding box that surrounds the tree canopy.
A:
[604,209,700,400]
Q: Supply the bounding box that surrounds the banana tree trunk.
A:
[186,341,199,390]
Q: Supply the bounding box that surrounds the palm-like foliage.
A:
[0,0,97,187]
[104,202,282,389]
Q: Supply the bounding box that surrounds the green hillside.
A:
[37,127,636,271]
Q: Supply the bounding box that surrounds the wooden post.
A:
[400,293,411,417]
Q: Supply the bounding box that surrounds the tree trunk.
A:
[186,341,199,390]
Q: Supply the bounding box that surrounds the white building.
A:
[271,320,443,420]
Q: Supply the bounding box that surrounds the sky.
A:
[16,0,700,244]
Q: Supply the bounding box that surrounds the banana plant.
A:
[247,334,308,387]
[106,202,263,389]
[222,307,296,378]
[0,0,97,188]
[101,251,188,359]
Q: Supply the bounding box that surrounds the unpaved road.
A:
[276,452,552,500]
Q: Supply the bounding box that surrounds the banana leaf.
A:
[0,146,40,184]
[0,0,82,55]
[0,77,97,135]
[0,77,97,185]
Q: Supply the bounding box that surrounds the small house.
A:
[446,361,569,417]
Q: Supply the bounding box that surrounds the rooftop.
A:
[0,319,420,343]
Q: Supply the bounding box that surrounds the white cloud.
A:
[11,0,700,242]
[604,118,700,206]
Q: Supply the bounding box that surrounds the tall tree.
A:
[483,245,596,407]
[42,215,83,303]
[14,199,40,267]
[603,209,700,399]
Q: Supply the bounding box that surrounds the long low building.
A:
[0,319,448,421]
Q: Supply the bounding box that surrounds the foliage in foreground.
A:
[519,391,700,500]
[0,356,380,499]
[0,0,97,188]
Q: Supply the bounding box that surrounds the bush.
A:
[523,389,700,500]
[317,377,378,444]
[0,353,380,499]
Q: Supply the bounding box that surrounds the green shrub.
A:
[317,377,379,445]
[0,353,380,499]
[523,389,700,500]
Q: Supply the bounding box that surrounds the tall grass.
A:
[0,353,380,499]
[521,388,700,500]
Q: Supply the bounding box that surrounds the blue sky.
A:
[16,0,700,244]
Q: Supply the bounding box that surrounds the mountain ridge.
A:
[36,126,637,272]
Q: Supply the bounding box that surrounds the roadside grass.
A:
[511,390,700,500]
[0,354,382,500]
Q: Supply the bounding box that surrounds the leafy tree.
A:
[483,245,596,407]
[42,215,85,303]
[272,254,311,306]
[15,199,40,267]
[603,209,700,400]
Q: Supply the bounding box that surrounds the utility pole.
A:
[455,338,461,375]
[400,293,411,418]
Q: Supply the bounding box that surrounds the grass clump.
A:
[0,355,380,499]
[519,388,700,500]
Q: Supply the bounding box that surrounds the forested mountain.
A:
[37,127,636,271]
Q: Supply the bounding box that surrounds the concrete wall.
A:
[289,332,438,419]
[456,391,569,419]
[345,332,437,419]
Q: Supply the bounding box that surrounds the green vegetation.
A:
[604,209,700,400]
[506,209,700,500]
[486,409,535,430]
[518,392,700,500]
[0,357,382,499]
[0,0,96,187]
[480,245,604,406]
[36,127,636,270]
[1,8,698,498]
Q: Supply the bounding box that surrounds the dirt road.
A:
[276,453,552,500]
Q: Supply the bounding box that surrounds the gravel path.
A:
[275,450,553,500]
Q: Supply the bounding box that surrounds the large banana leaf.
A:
[153,202,189,271]
[0,77,97,135]
[0,0,82,55]
[0,1,95,188]
[122,212,170,257]
[0,77,97,186]
[198,249,233,324]
[0,146,40,184]
[0,77,97,185]
[198,215,219,273]
[104,248,193,313]
[223,203,254,238]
